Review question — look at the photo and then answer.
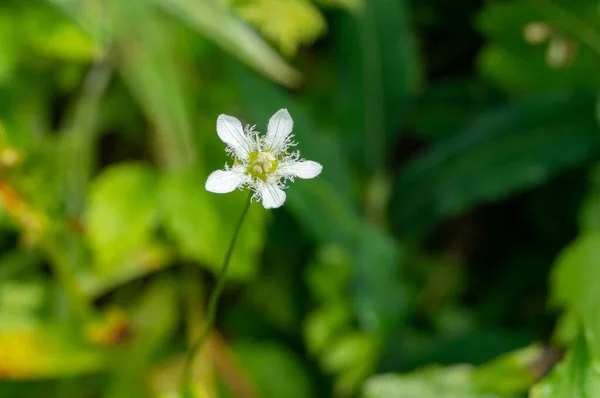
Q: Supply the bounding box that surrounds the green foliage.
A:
[232,0,327,57]
[551,233,600,355]
[392,93,600,238]
[2,0,600,397]
[231,341,314,398]
[161,170,266,279]
[477,0,600,95]
[313,0,361,11]
[364,345,542,398]
[86,163,160,270]
[157,0,302,86]
[530,332,600,398]
[578,164,600,231]
[304,246,381,395]
[335,0,419,172]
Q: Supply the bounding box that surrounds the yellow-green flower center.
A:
[247,151,278,180]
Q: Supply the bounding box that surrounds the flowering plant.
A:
[206,109,322,209]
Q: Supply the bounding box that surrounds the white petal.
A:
[266,109,293,153]
[205,168,247,193]
[259,182,286,209]
[278,160,322,179]
[217,115,253,159]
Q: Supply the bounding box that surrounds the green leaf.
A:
[0,325,105,379]
[79,241,174,298]
[322,332,380,396]
[105,277,179,398]
[85,163,160,271]
[352,224,407,334]
[472,345,544,395]
[291,189,406,337]
[0,9,20,85]
[234,0,326,57]
[365,345,543,398]
[409,78,501,142]
[51,0,199,170]
[477,1,600,96]
[335,0,419,171]
[161,170,266,280]
[313,0,362,11]
[0,250,42,282]
[286,179,361,244]
[45,0,111,47]
[230,341,314,398]
[391,93,600,238]
[22,3,99,62]
[304,302,352,356]
[305,245,352,302]
[243,265,301,332]
[154,0,301,87]
[551,233,600,358]
[58,62,112,217]
[364,367,487,398]
[0,282,45,314]
[0,280,47,332]
[530,331,600,398]
[113,0,197,171]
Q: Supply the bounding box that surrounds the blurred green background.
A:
[1,0,600,397]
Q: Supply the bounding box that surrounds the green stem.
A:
[180,193,252,395]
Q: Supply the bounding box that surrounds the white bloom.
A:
[205,109,323,209]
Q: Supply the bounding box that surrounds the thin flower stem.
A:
[180,193,253,396]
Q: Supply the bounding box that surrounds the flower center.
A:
[247,151,278,180]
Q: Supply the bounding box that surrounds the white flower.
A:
[205,109,323,209]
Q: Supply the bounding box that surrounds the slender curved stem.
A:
[180,193,253,396]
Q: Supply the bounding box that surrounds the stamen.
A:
[247,150,279,180]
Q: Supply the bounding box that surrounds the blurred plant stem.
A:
[41,237,93,320]
[60,58,113,217]
[180,193,253,396]
[182,265,260,398]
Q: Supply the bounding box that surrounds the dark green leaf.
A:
[477,1,600,95]
[335,0,420,170]
[391,93,600,238]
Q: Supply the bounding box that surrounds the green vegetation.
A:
[1,0,600,397]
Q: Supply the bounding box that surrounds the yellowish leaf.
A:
[236,0,326,56]
[0,327,105,380]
